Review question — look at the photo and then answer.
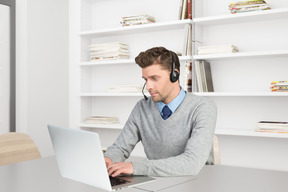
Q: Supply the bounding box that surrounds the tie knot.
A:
[162,105,172,120]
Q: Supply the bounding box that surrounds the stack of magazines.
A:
[270,81,288,92]
[229,0,271,14]
[120,15,155,26]
[83,116,119,124]
[256,121,288,133]
[89,42,129,61]
[197,45,239,55]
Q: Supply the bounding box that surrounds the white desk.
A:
[0,157,142,192]
[160,165,288,192]
[1,156,288,192]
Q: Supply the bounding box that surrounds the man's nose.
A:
[146,80,153,90]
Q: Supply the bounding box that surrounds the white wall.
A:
[16,0,69,157]
[0,4,10,133]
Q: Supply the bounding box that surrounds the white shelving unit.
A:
[70,0,288,170]
[70,0,288,136]
[69,0,193,132]
[192,0,288,139]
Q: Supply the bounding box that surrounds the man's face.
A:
[142,64,176,104]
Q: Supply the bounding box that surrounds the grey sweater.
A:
[104,93,217,176]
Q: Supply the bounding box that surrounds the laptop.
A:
[48,125,155,191]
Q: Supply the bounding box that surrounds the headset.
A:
[170,51,180,83]
[142,51,179,100]
[142,82,148,101]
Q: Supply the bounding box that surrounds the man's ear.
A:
[170,68,180,83]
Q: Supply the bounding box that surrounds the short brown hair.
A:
[135,47,180,73]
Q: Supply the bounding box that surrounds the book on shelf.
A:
[83,116,119,124]
[255,121,288,133]
[182,24,192,56]
[187,0,192,19]
[197,45,239,55]
[120,14,155,26]
[195,61,203,92]
[229,0,271,14]
[89,42,129,61]
[194,60,214,92]
[178,0,192,20]
[270,81,288,92]
[183,61,192,92]
[271,80,288,85]
[178,0,184,20]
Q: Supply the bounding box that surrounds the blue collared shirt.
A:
[158,87,186,116]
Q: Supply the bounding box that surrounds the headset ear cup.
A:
[170,71,179,83]
[170,51,179,83]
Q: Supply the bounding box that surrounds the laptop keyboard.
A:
[109,176,129,186]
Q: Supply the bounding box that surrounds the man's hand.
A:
[104,157,113,168]
[107,162,134,177]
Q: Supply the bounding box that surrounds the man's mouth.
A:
[149,92,158,96]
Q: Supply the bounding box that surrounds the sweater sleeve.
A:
[104,104,141,163]
[132,99,217,176]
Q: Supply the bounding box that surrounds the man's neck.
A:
[162,84,181,104]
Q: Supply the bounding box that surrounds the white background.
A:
[0,4,10,133]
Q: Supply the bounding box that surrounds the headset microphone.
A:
[142,82,148,101]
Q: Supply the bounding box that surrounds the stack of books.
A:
[120,15,155,26]
[256,121,288,133]
[229,0,271,14]
[197,45,239,55]
[194,60,214,92]
[178,0,193,20]
[89,42,129,61]
[270,81,288,92]
[83,116,119,124]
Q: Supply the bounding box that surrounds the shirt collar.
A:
[158,87,186,114]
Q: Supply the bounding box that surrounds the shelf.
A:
[193,49,288,60]
[216,128,288,139]
[80,59,136,66]
[80,93,145,97]
[194,8,288,26]
[80,123,124,129]
[193,92,288,97]
[81,92,288,97]
[80,56,193,66]
[80,19,192,37]
[79,125,288,139]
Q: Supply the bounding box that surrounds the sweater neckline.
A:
[154,94,189,121]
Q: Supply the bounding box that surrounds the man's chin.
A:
[151,96,161,103]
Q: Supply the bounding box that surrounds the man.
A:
[104,47,217,177]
